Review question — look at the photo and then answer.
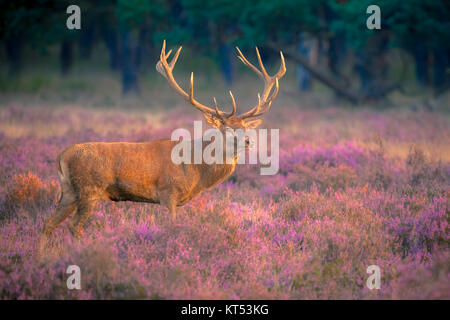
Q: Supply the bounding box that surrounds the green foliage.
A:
[238,0,322,46]
[331,0,450,51]
[387,0,450,51]
[3,1,449,52]
[116,0,152,28]
[1,0,449,91]
[0,74,52,93]
[0,0,44,39]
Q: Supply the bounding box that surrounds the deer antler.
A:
[235,47,286,120]
[156,40,236,122]
[157,41,285,123]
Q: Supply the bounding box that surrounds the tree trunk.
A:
[354,32,390,100]
[79,24,95,59]
[102,27,120,71]
[134,27,148,71]
[433,49,448,90]
[296,33,312,91]
[219,42,233,86]
[267,42,361,104]
[414,44,428,87]
[120,27,139,95]
[60,40,73,75]
[5,35,23,76]
[354,50,371,93]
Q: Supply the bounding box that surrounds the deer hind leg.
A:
[42,180,77,237]
[68,198,98,240]
[40,191,76,249]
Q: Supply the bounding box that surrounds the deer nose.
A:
[245,136,254,148]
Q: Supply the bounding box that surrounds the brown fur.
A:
[41,139,237,241]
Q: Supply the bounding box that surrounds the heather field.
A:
[0,76,449,299]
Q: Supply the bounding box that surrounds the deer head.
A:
[156,40,286,155]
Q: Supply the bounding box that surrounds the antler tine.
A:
[190,73,227,121]
[278,51,286,78]
[240,93,260,119]
[236,46,285,120]
[189,72,195,104]
[165,49,173,60]
[160,39,166,59]
[251,77,279,118]
[255,47,270,80]
[243,78,280,119]
[157,40,228,117]
[170,46,182,68]
[236,47,263,79]
[228,91,237,118]
[213,97,220,114]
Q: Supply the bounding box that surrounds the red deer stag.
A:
[41,41,286,243]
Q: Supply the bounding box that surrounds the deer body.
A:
[41,40,285,243]
[58,140,236,206]
[43,140,236,239]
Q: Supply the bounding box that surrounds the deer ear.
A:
[203,113,222,128]
[245,119,262,129]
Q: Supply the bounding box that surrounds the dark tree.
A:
[120,27,139,94]
[60,40,74,75]
[5,34,23,76]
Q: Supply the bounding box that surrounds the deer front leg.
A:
[160,190,178,221]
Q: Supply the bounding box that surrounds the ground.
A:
[0,64,449,299]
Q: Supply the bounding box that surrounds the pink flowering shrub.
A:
[0,105,449,299]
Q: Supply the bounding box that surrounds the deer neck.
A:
[200,138,240,188]
[191,139,242,189]
[200,160,236,189]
